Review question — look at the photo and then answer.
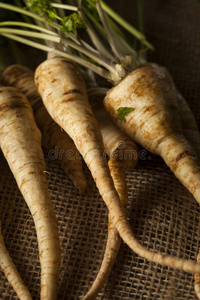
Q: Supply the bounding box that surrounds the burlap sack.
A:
[1,0,200,299]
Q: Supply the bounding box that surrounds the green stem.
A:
[100,0,154,50]
[106,15,129,44]
[95,0,124,62]
[0,21,58,35]
[0,24,113,71]
[0,2,82,45]
[0,28,61,43]
[60,37,115,72]
[83,7,127,51]
[137,0,144,34]
[52,0,66,18]
[1,0,153,82]
[51,3,78,11]
[82,5,137,69]
[0,3,60,31]
[0,32,113,80]
[78,1,117,62]
[13,0,34,24]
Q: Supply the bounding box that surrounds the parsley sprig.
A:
[60,13,86,34]
[26,0,86,35]
[26,0,59,21]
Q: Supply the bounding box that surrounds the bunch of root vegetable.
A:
[0,0,200,299]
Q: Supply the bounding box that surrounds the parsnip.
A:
[82,87,138,299]
[2,64,87,194]
[34,56,200,274]
[178,93,200,156]
[104,63,200,203]
[176,93,200,299]
[0,86,61,300]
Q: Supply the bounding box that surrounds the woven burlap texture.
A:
[1,0,200,299]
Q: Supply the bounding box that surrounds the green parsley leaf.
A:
[26,0,59,22]
[60,13,86,35]
[117,107,134,123]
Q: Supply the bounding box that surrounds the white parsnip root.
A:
[34,56,200,274]
[0,86,61,300]
[178,93,200,157]
[104,63,200,203]
[82,87,138,299]
[103,61,200,272]
[176,93,200,299]
[2,64,87,194]
[0,220,32,300]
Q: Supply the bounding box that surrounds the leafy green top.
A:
[26,0,58,20]
[60,13,86,34]
[0,0,153,82]
[26,0,86,35]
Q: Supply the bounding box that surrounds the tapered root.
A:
[195,252,200,299]
[2,64,87,194]
[82,162,127,300]
[158,134,200,204]
[177,93,200,299]
[81,88,139,299]
[0,86,61,300]
[82,225,121,300]
[0,220,32,300]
